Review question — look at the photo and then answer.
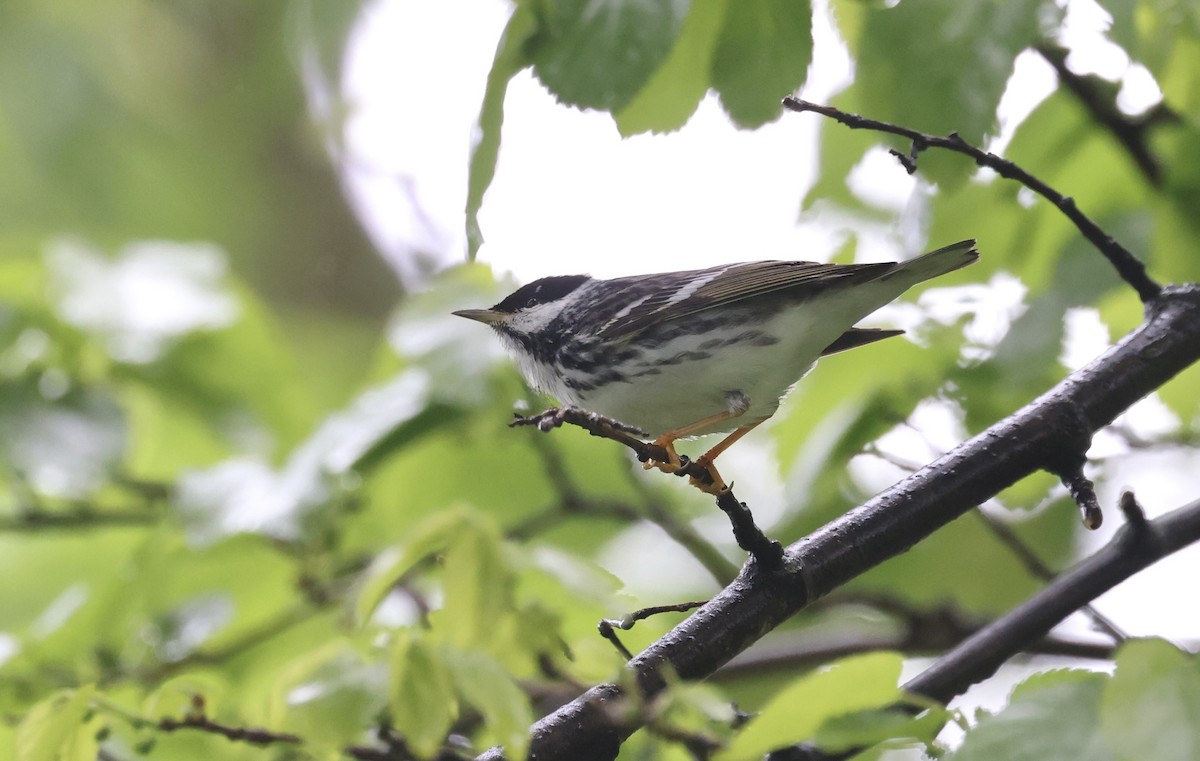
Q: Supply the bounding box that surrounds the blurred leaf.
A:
[384,263,514,409]
[271,641,386,752]
[446,649,532,761]
[1100,638,1200,761]
[715,652,902,761]
[616,0,731,135]
[390,633,458,759]
[711,0,812,128]
[0,381,125,500]
[814,705,948,752]
[15,685,95,761]
[850,498,1077,615]
[440,513,515,651]
[142,674,228,721]
[175,368,437,544]
[45,239,238,365]
[467,4,537,258]
[950,669,1112,761]
[356,507,475,625]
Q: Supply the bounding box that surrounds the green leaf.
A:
[528,0,688,112]
[446,649,533,761]
[355,507,474,625]
[615,0,732,135]
[467,4,537,259]
[440,513,515,650]
[814,705,948,752]
[390,634,458,759]
[715,652,903,761]
[851,499,1077,616]
[268,637,390,751]
[1100,638,1200,761]
[711,0,813,128]
[15,685,95,761]
[950,669,1113,761]
[854,0,1048,146]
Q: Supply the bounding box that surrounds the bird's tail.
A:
[886,239,979,284]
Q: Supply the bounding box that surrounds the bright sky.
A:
[337,0,1157,286]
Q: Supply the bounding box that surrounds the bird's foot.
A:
[689,454,729,496]
[643,435,685,475]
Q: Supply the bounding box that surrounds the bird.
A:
[454,240,978,494]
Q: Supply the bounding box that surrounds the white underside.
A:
[541,279,916,438]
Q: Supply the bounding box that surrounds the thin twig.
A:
[1036,45,1171,186]
[598,601,709,660]
[972,510,1127,641]
[156,715,301,746]
[0,508,159,532]
[511,407,783,569]
[519,430,739,584]
[782,97,1163,303]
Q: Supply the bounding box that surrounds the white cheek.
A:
[505,302,562,334]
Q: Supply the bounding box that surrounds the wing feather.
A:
[596,260,893,340]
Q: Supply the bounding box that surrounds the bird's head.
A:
[453,274,591,344]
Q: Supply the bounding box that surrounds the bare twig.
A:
[782,97,1163,303]
[1036,45,1172,186]
[0,508,158,532]
[972,510,1127,640]
[598,601,708,660]
[157,714,301,746]
[512,407,784,569]
[517,430,739,584]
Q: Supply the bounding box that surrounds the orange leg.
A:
[691,417,768,494]
[643,408,746,475]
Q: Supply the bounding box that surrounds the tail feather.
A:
[885,239,979,284]
[820,327,904,356]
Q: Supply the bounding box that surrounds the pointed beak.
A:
[452,308,504,326]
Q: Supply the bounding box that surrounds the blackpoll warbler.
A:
[455,239,978,493]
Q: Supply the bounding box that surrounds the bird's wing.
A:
[596,260,893,340]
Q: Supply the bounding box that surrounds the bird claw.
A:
[643,436,689,475]
[689,456,729,496]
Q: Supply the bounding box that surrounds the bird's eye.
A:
[492,274,590,313]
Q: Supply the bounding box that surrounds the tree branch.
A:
[475,284,1200,761]
[770,491,1200,760]
[906,491,1195,702]
[0,508,158,532]
[511,407,783,568]
[156,715,301,746]
[781,97,1163,304]
[1036,45,1172,186]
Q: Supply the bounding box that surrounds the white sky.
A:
[337,0,1158,286]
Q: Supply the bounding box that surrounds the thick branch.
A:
[781,97,1163,303]
[771,492,1200,760]
[477,285,1200,761]
[906,492,1198,702]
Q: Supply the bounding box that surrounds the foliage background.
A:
[1,0,1199,759]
